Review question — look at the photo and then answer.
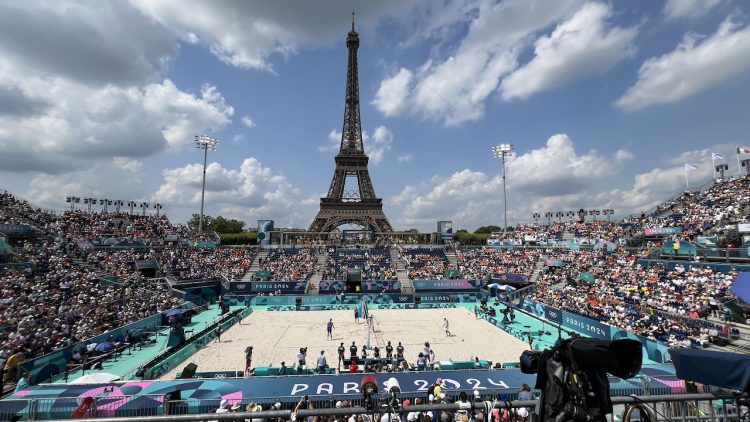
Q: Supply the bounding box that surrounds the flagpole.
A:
[685,165,689,190]
[738,147,742,177]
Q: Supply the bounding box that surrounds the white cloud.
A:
[372,68,413,117]
[500,3,637,101]
[0,76,233,173]
[398,153,414,163]
[319,129,342,152]
[153,157,310,227]
[112,157,143,173]
[389,133,631,229]
[373,0,583,125]
[616,18,750,110]
[241,115,256,127]
[367,126,394,165]
[130,0,423,72]
[0,2,177,87]
[664,0,722,20]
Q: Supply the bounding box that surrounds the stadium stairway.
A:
[445,249,458,268]
[528,256,546,284]
[307,251,327,294]
[246,248,269,275]
[390,246,414,293]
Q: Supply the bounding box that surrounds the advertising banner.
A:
[561,311,611,339]
[8,366,678,416]
[492,274,528,284]
[579,272,595,283]
[360,280,401,293]
[643,227,682,236]
[437,221,453,244]
[318,280,346,293]
[257,220,274,246]
[412,279,481,292]
[0,224,32,235]
[418,293,457,303]
[544,305,563,324]
[230,281,307,294]
[544,258,563,267]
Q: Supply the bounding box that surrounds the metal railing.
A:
[13,392,748,422]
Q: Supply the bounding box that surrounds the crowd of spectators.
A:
[259,248,318,281]
[630,176,750,239]
[456,248,542,280]
[527,248,738,348]
[400,247,450,280]
[0,238,181,376]
[162,247,254,281]
[322,247,397,281]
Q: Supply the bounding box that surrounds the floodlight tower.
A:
[195,135,219,233]
[492,144,513,235]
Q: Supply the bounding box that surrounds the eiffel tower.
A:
[309,17,393,234]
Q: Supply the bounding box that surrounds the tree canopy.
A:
[187,214,246,233]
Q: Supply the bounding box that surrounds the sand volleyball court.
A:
[161,307,528,378]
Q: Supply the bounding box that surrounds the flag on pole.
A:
[685,163,698,171]
[712,153,725,160]
[738,147,750,154]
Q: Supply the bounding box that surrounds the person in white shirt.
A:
[209,399,229,422]
[317,350,327,373]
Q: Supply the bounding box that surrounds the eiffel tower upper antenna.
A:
[351,11,355,32]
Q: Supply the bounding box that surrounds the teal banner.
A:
[412,279,481,292]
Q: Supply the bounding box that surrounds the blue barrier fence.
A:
[519,299,671,363]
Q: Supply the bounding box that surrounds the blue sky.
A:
[1,0,750,231]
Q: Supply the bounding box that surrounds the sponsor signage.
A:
[418,293,456,303]
[412,279,481,292]
[437,221,453,243]
[230,281,307,294]
[738,223,750,233]
[544,258,563,267]
[544,306,563,324]
[8,367,677,413]
[561,311,611,339]
[643,227,682,236]
[0,224,32,235]
[493,274,528,284]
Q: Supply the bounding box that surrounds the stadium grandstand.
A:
[1,173,749,421]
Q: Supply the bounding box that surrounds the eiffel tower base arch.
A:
[308,201,393,233]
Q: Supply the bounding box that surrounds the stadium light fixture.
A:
[532,212,540,224]
[195,135,219,233]
[127,200,136,215]
[742,159,750,176]
[140,202,149,216]
[492,143,513,235]
[154,203,162,217]
[555,211,564,222]
[544,212,553,225]
[66,196,80,211]
[602,209,615,222]
[114,200,124,213]
[84,197,97,213]
[566,211,575,222]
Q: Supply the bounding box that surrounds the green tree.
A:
[474,225,501,234]
[187,214,214,232]
[211,216,246,234]
[187,214,246,233]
